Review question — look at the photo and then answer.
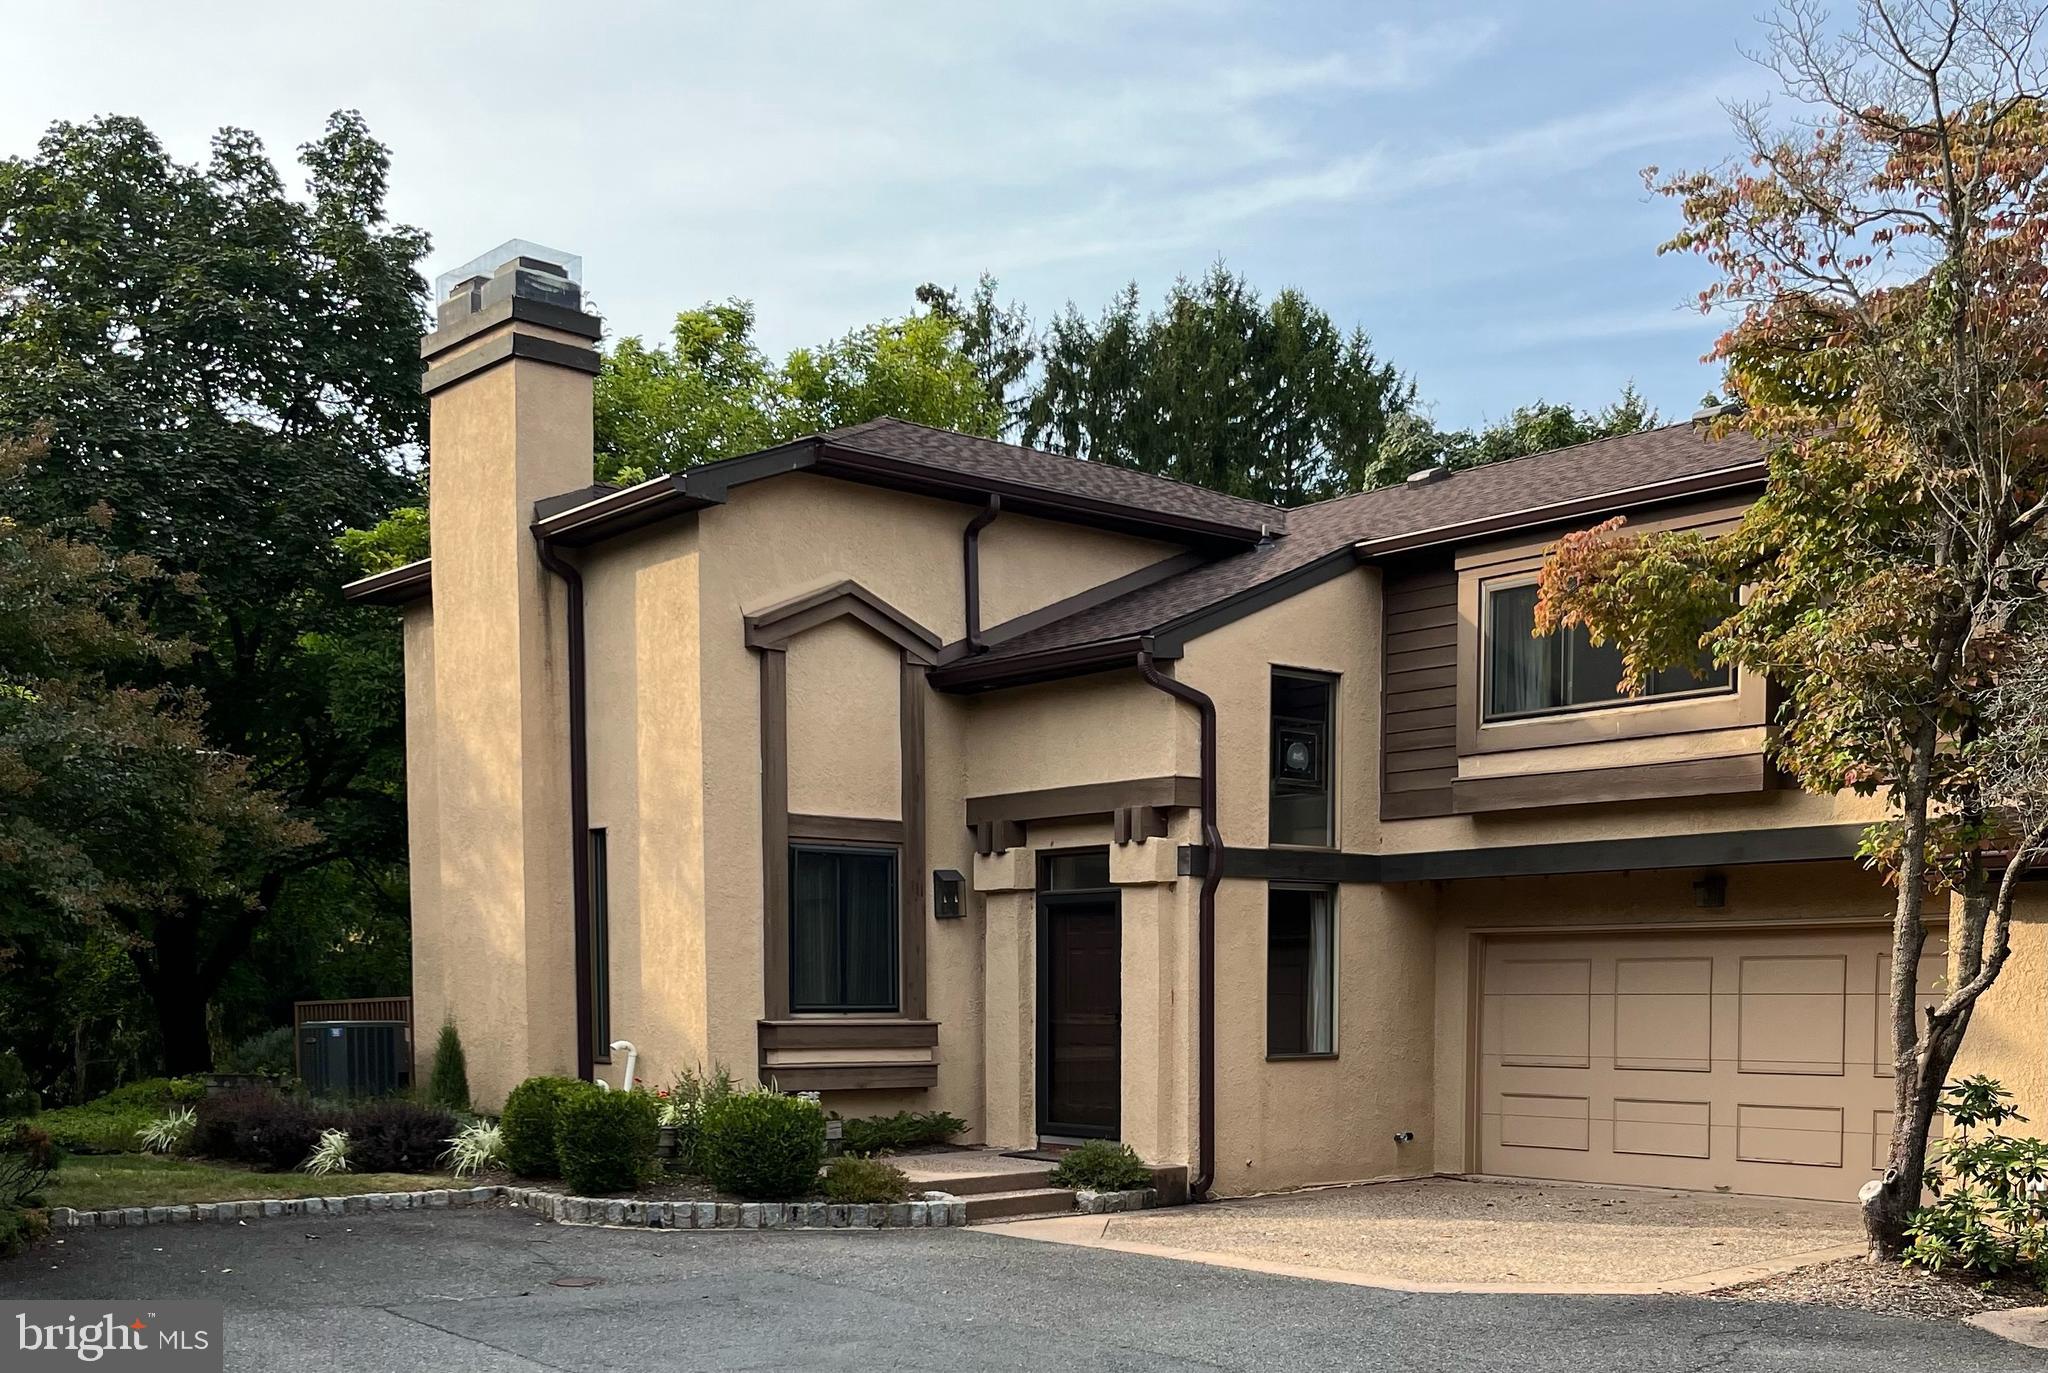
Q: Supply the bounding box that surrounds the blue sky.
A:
[3,1,1777,429]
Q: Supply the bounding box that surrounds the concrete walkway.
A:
[984,1177,1866,1294]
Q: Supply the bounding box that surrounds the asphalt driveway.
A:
[2,1207,2035,1371]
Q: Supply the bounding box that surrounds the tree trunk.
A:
[154,977,213,1076]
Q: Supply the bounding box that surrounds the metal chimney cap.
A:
[1692,400,1745,424]
[435,239,581,303]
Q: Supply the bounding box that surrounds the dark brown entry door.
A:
[1038,886,1121,1139]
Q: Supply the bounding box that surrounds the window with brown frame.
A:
[789,844,899,1013]
[1267,884,1336,1057]
[1482,582,1730,721]
[1270,670,1336,846]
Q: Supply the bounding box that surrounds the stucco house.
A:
[347,244,2048,1203]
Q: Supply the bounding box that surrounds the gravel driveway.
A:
[2,1205,2036,1370]
[990,1178,1865,1291]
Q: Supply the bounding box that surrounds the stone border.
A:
[45,1185,968,1233]
[1074,1187,1157,1215]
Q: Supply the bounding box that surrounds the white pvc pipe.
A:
[593,1040,638,1094]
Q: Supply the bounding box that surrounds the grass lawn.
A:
[46,1155,453,1211]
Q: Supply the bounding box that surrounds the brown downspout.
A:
[1137,648,1218,1201]
[534,532,594,1080]
[963,495,1002,653]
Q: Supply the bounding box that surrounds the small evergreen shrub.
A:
[839,1109,968,1155]
[1048,1141,1153,1193]
[1904,1076,2048,1284]
[221,1027,294,1076]
[554,1088,659,1195]
[0,1051,38,1118]
[699,1090,826,1200]
[428,1022,471,1112]
[820,1154,911,1204]
[501,1076,586,1178]
[349,1099,458,1173]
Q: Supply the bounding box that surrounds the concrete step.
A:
[924,1165,1057,1197]
[961,1187,1078,1224]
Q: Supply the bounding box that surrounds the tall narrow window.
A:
[1267,885,1336,1057]
[1484,582,1730,720]
[1270,670,1335,846]
[790,845,899,1013]
[588,828,611,1057]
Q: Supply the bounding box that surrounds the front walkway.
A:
[984,1176,1866,1293]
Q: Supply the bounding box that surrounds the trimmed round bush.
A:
[554,1088,659,1195]
[500,1076,585,1178]
[1047,1140,1153,1192]
[699,1090,825,1200]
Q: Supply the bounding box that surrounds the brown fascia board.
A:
[934,550,1212,665]
[341,558,432,606]
[926,634,1159,693]
[1350,461,1768,560]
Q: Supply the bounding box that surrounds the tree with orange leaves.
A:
[1537,0,2048,1256]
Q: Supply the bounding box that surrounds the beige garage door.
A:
[1477,926,1943,1201]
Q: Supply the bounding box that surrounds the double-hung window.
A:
[789,844,899,1013]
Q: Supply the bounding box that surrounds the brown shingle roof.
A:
[964,422,1766,666]
[820,417,1283,541]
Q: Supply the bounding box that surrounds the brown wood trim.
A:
[761,1062,939,1091]
[955,550,1211,657]
[758,1018,940,1050]
[789,814,904,844]
[972,818,1029,856]
[1451,753,1767,814]
[966,775,1200,827]
[744,579,943,663]
[760,649,791,1020]
[1112,805,1170,845]
[901,659,928,1021]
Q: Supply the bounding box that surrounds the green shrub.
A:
[0,1204,49,1260]
[428,1022,471,1112]
[838,1109,968,1155]
[0,1051,37,1118]
[442,1119,504,1178]
[554,1088,659,1195]
[349,1099,457,1173]
[1904,1076,2048,1284]
[191,1089,342,1171]
[221,1027,294,1076]
[500,1076,585,1178]
[699,1090,825,1200]
[1048,1141,1153,1192]
[820,1154,911,1204]
[0,1125,59,1208]
[22,1079,203,1154]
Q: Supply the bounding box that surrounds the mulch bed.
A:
[1708,1255,2043,1322]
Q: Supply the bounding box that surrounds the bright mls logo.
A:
[5,1303,222,1370]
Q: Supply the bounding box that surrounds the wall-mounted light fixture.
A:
[933,869,966,919]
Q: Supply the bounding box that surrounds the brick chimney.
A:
[416,243,599,1105]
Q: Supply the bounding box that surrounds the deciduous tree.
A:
[1535,0,2048,1255]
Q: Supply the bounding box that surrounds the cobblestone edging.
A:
[45,1185,969,1233]
[1073,1187,1158,1215]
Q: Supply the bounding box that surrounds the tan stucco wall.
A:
[401,603,443,1084]
[786,617,902,820]
[1426,859,1898,1176]
[974,517,1178,630]
[419,355,591,1108]
[580,521,705,1090]
[963,674,1187,797]
[1952,887,2048,1127]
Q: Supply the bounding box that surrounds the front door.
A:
[1037,849,1121,1139]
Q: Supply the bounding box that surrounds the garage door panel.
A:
[1478,926,1912,1203]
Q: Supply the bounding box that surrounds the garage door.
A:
[1477,926,1943,1201]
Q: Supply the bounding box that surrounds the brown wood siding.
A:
[1381,559,1458,819]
